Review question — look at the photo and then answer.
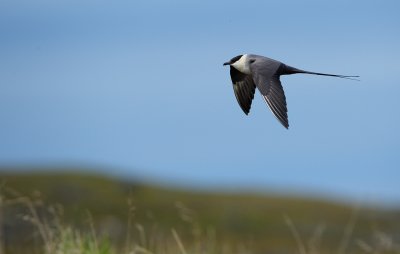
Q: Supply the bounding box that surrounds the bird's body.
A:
[223,54,358,129]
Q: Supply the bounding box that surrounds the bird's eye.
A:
[249,59,256,64]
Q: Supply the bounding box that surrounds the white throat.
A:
[231,54,251,74]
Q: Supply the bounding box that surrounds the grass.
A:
[1,169,400,253]
[1,191,246,254]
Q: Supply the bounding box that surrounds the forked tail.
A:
[281,64,360,81]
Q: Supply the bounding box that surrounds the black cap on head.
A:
[230,55,243,63]
[223,54,243,66]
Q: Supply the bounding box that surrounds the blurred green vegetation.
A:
[0,169,399,254]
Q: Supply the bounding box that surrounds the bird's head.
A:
[224,54,253,74]
[223,55,243,66]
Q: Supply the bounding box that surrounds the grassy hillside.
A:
[1,169,399,254]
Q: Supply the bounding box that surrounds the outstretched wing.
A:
[229,66,256,115]
[251,60,289,129]
[261,75,289,129]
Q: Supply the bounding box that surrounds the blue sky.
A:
[1,0,399,205]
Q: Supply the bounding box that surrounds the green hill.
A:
[1,169,399,254]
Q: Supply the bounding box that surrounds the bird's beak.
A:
[223,62,230,66]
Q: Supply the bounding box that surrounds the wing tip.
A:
[262,95,289,129]
[283,123,289,129]
[242,105,251,115]
[281,119,289,129]
[279,118,289,129]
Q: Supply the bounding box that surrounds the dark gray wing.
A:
[261,75,289,129]
[229,66,256,115]
[250,60,289,129]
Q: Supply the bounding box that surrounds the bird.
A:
[223,54,359,129]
